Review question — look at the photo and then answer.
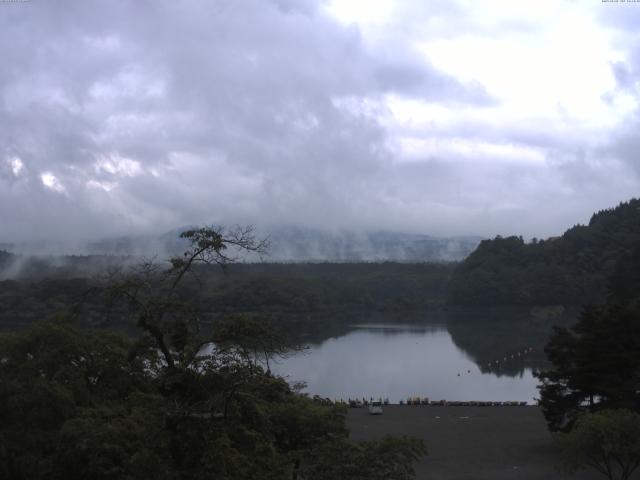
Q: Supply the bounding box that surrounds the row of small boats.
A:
[403,399,528,407]
[349,398,529,407]
[346,398,390,408]
[311,396,529,407]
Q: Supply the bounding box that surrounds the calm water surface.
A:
[273,323,540,404]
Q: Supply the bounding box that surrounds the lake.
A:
[273,321,547,404]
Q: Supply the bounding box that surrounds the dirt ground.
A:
[346,405,615,480]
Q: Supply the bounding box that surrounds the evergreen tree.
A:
[450,198,640,306]
[536,247,640,431]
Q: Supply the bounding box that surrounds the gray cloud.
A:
[595,5,640,178]
[0,0,638,245]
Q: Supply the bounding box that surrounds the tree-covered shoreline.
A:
[0,227,428,479]
[450,198,640,307]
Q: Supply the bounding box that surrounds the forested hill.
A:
[449,198,640,306]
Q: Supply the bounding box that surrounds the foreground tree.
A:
[0,319,427,479]
[301,435,426,480]
[0,320,166,480]
[555,409,640,480]
[1,226,427,479]
[536,247,640,430]
[102,225,269,369]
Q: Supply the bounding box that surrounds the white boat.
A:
[368,400,383,415]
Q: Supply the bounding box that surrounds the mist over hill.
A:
[1,226,481,263]
[262,227,482,262]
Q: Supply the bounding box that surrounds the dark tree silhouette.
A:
[536,247,640,431]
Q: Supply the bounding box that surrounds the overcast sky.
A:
[1,0,639,243]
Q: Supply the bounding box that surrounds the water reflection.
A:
[273,322,542,404]
[446,307,578,377]
[351,323,446,336]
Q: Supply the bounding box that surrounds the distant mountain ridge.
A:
[80,226,482,263]
[449,198,640,306]
[264,226,481,262]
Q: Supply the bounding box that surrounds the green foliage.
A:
[212,314,298,373]
[0,320,159,479]
[301,436,427,480]
[555,409,640,480]
[0,320,426,479]
[201,262,453,313]
[450,198,640,306]
[536,247,640,431]
[0,227,427,479]
[0,262,454,335]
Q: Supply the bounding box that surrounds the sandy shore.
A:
[347,405,610,480]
